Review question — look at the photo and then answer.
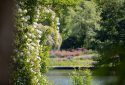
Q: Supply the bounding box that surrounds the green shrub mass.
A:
[70,69,92,85]
[10,0,62,85]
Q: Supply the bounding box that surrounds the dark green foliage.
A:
[94,44,125,85]
[94,0,125,85]
[61,36,84,49]
[96,0,125,45]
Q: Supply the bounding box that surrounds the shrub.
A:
[70,69,92,85]
[10,0,61,84]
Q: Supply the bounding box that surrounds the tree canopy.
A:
[94,0,125,85]
[60,0,101,49]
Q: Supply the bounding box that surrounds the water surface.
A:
[45,69,109,85]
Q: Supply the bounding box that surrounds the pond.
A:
[45,69,114,85]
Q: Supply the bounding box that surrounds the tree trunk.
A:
[0,0,15,84]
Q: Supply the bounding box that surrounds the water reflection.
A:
[45,70,114,85]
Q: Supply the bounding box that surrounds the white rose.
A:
[27,51,30,55]
[31,42,36,46]
[36,29,42,34]
[21,17,25,21]
[31,34,36,38]
[27,33,32,37]
[20,52,23,56]
[36,56,41,61]
[26,59,30,62]
[33,22,38,28]
[23,9,27,13]
[57,22,60,25]
[25,15,30,20]
[18,8,22,12]
[37,35,41,38]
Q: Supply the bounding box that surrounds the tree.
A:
[60,0,101,49]
[94,0,125,85]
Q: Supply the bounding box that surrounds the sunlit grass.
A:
[48,58,94,67]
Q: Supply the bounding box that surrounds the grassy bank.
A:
[49,58,94,67]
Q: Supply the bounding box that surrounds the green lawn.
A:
[48,58,94,67]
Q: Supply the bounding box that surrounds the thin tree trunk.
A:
[0,0,15,84]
